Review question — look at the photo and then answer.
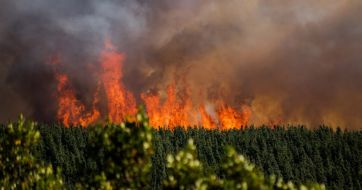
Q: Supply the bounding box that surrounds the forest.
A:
[1,114,361,189]
[37,125,361,189]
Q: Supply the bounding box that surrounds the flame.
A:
[162,83,194,128]
[141,81,251,130]
[52,37,251,129]
[100,38,136,123]
[217,104,251,130]
[141,82,198,128]
[199,104,216,129]
[52,57,100,127]
[141,92,163,127]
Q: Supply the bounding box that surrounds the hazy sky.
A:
[0,0,361,128]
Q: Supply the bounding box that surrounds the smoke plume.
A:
[0,0,361,129]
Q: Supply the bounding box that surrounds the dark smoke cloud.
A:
[0,0,361,129]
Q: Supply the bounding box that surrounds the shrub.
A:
[76,110,153,189]
[0,115,63,189]
[164,139,325,190]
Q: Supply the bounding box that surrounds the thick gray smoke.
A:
[0,0,361,129]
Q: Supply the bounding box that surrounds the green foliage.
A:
[163,139,325,190]
[221,147,324,190]
[1,113,360,189]
[152,127,362,190]
[164,139,213,189]
[76,110,153,189]
[0,115,63,189]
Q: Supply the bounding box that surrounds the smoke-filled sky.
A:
[0,0,361,129]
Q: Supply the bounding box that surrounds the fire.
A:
[52,38,252,129]
[100,38,136,123]
[51,57,100,127]
[217,104,251,130]
[141,82,198,128]
[199,104,216,129]
[141,93,163,127]
[141,81,251,130]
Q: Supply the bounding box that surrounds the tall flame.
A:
[217,104,251,130]
[53,38,252,129]
[141,81,251,130]
[199,104,216,130]
[100,38,136,123]
[52,57,100,127]
[141,82,197,128]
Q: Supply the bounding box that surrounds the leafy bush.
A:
[164,139,325,190]
[76,110,153,189]
[0,115,63,189]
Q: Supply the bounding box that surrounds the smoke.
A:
[0,0,361,129]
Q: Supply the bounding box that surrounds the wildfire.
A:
[141,82,197,129]
[100,38,136,123]
[51,57,100,127]
[52,38,252,129]
[199,104,216,129]
[216,104,251,130]
[141,82,251,130]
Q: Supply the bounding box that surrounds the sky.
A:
[0,0,361,129]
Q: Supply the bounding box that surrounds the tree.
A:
[164,139,325,190]
[77,110,154,189]
[0,115,63,189]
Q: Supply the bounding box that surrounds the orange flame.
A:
[52,37,251,129]
[199,104,217,130]
[52,57,100,127]
[141,82,197,128]
[100,38,136,123]
[141,92,163,127]
[217,104,251,130]
[141,81,251,130]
